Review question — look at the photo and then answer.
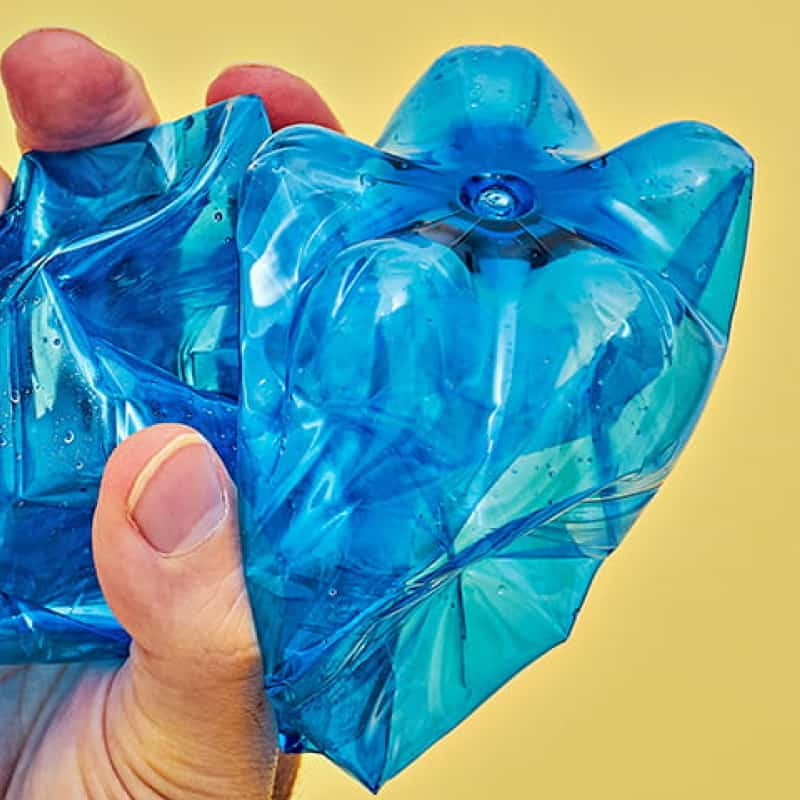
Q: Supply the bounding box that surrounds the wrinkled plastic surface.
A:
[0,44,753,792]
[238,46,753,789]
[0,96,270,661]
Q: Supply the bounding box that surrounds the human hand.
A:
[0,28,341,800]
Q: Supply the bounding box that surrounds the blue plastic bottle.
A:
[0,45,752,790]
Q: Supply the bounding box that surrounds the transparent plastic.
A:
[238,46,753,789]
[0,96,270,660]
[0,45,752,791]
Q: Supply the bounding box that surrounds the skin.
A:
[0,28,343,800]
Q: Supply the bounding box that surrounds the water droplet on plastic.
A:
[328,587,338,598]
[497,584,507,596]
[53,337,62,347]
[75,460,85,471]
[9,389,20,404]
[63,430,75,444]
[213,211,224,222]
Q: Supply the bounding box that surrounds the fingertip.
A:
[206,63,343,132]
[1,27,94,72]
[93,424,247,662]
[1,27,159,151]
[93,425,200,605]
[93,423,209,615]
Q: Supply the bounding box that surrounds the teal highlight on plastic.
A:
[0,45,753,791]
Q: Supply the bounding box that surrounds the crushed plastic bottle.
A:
[238,46,753,789]
[0,95,270,661]
[0,45,752,791]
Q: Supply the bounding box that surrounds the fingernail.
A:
[126,433,228,555]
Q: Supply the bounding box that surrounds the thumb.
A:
[92,423,292,799]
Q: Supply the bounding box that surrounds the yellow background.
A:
[0,1,797,797]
